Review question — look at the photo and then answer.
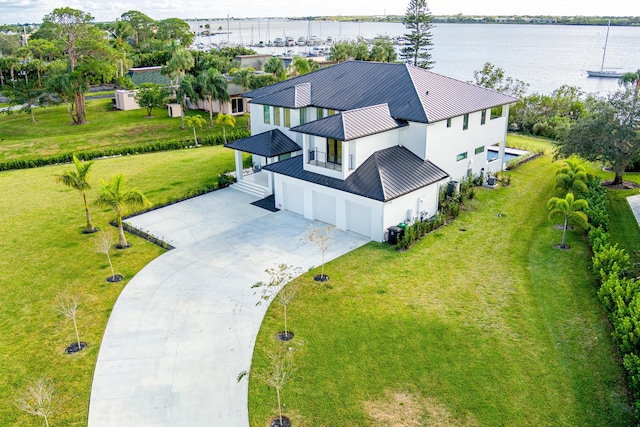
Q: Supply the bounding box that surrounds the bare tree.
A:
[304,223,335,281]
[16,377,54,427]
[253,349,296,427]
[94,230,121,282]
[276,282,300,340]
[56,294,84,353]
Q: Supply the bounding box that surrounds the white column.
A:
[234,150,243,181]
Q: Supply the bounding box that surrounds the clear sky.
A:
[1,0,638,25]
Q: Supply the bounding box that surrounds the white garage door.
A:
[282,182,304,215]
[312,191,336,224]
[346,200,372,237]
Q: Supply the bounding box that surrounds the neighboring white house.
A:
[225,60,517,241]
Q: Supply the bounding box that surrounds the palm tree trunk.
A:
[192,127,199,147]
[561,216,568,249]
[117,216,128,248]
[82,192,95,232]
[208,96,214,128]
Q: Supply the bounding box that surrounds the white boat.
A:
[297,36,306,46]
[587,20,625,78]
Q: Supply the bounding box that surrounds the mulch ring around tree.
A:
[602,180,640,190]
[82,227,99,235]
[106,274,124,283]
[554,244,571,250]
[276,331,294,341]
[314,274,329,282]
[65,342,87,354]
[115,243,132,250]
[269,416,291,427]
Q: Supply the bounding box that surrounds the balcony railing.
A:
[308,148,342,171]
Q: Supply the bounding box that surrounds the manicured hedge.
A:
[0,129,250,172]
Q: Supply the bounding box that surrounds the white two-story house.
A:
[225,60,517,241]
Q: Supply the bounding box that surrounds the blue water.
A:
[190,20,640,95]
[487,150,519,162]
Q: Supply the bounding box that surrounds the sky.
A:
[0,0,638,25]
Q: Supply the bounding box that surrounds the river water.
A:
[189,19,640,96]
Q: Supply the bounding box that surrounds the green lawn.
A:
[249,151,633,426]
[0,98,248,161]
[0,146,236,426]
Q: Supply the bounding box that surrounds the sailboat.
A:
[587,20,625,78]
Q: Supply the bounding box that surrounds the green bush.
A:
[593,243,631,277]
[585,176,609,230]
[216,172,236,188]
[588,226,610,254]
[624,353,640,412]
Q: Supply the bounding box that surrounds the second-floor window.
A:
[263,105,270,124]
[274,107,281,126]
[481,110,486,125]
[300,107,307,125]
[317,108,325,120]
[463,114,469,130]
[284,108,291,127]
[446,118,452,128]
[327,139,342,165]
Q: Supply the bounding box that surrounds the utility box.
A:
[387,226,404,245]
[167,103,182,118]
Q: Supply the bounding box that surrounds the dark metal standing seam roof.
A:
[290,103,409,141]
[262,146,449,202]
[224,129,301,157]
[244,61,518,124]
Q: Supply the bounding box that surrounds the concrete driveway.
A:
[88,189,369,426]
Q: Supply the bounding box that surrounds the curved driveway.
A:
[88,189,368,426]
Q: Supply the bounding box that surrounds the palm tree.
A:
[231,67,254,92]
[216,113,236,144]
[185,114,206,146]
[176,74,197,130]
[555,159,588,196]
[263,57,286,80]
[547,192,588,249]
[94,174,152,249]
[195,68,230,128]
[54,154,98,233]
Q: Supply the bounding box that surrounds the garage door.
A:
[282,182,304,215]
[346,200,372,237]
[312,191,336,224]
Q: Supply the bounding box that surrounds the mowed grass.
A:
[0,145,236,425]
[0,98,248,161]
[249,152,633,426]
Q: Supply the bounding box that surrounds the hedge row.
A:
[586,176,640,416]
[0,129,251,172]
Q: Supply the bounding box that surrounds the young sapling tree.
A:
[254,349,296,427]
[56,294,85,353]
[16,377,54,427]
[94,230,122,282]
[305,223,335,281]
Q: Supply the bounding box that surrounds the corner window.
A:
[463,114,469,130]
[263,105,270,124]
[446,118,452,128]
[474,146,484,155]
[299,107,307,125]
[457,152,468,162]
[481,110,486,125]
[274,107,281,126]
[491,105,503,119]
[284,108,291,127]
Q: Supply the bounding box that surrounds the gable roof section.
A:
[224,129,300,157]
[127,66,171,86]
[290,104,408,141]
[263,146,449,202]
[245,61,517,124]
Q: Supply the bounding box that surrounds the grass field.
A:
[248,152,635,426]
[0,98,248,161]
[0,146,236,426]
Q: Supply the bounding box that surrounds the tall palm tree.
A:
[196,68,230,128]
[176,74,197,130]
[54,154,97,233]
[547,192,588,249]
[263,57,286,80]
[94,174,151,249]
[231,67,254,92]
[555,159,588,196]
[216,113,236,144]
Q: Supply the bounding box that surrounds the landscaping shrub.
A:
[584,176,609,230]
[216,172,236,189]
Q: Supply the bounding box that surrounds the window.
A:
[317,108,325,120]
[457,152,468,162]
[481,110,486,125]
[263,105,270,124]
[232,98,244,114]
[274,107,281,126]
[279,153,291,161]
[474,146,485,155]
[446,118,452,128]
[463,114,469,130]
[327,139,342,165]
[491,105,503,119]
[284,108,291,127]
[299,107,307,125]
[328,109,336,116]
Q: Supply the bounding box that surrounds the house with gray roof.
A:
[225,60,517,241]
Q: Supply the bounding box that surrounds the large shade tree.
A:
[400,0,435,69]
[94,174,151,248]
[555,87,640,185]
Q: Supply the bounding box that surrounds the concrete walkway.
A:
[88,189,369,426]
[628,195,640,228]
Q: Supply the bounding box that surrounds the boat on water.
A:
[273,37,285,47]
[297,36,306,46]
[587,20,625,78]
